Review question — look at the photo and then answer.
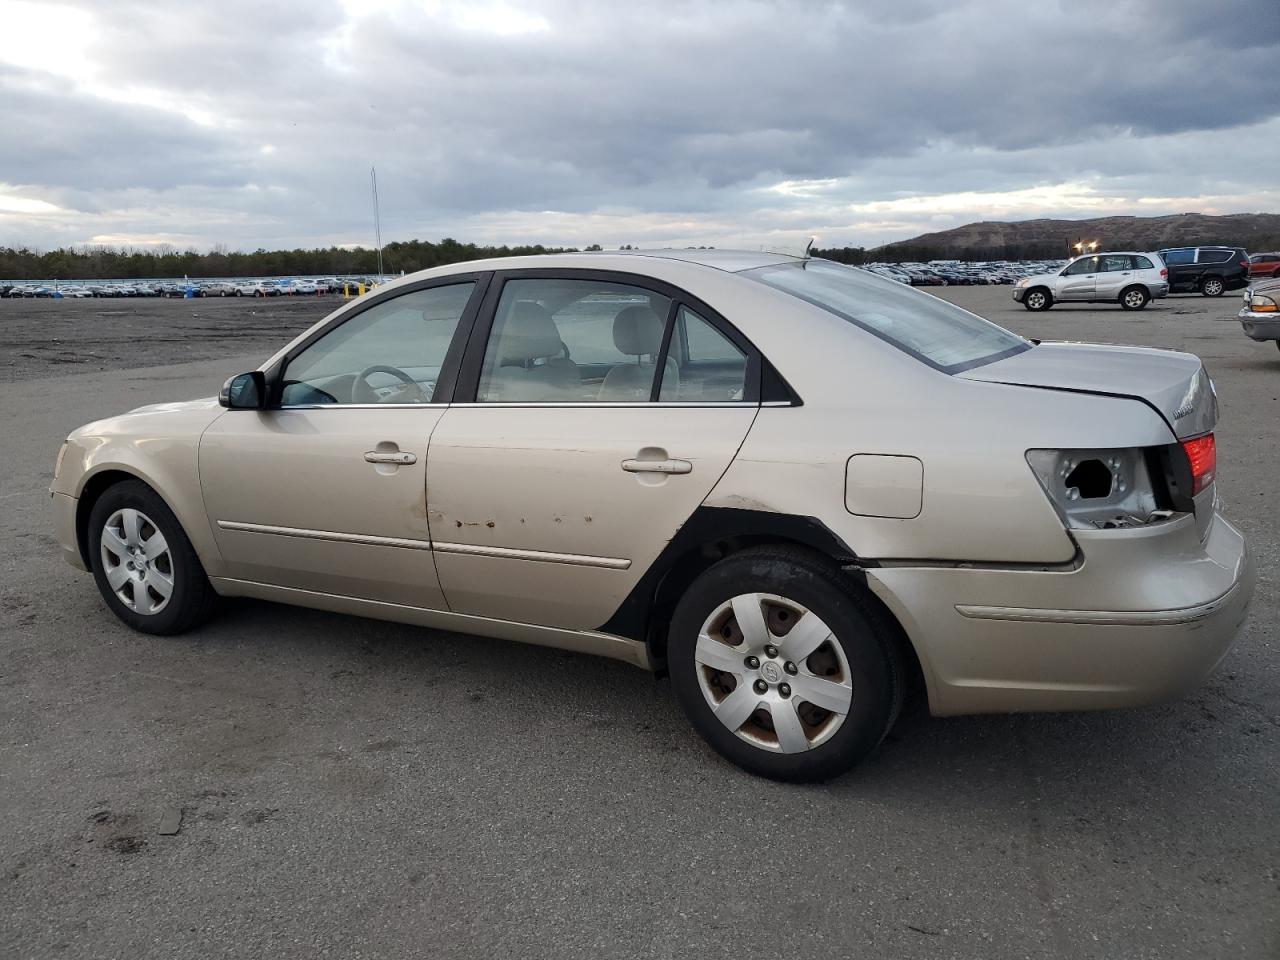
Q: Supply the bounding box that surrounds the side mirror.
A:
[219,371,267,409]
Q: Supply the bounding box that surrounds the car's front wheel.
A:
[1120,285,1150,311]
[1023,287,1052,311]
[668,547,903,782]
[88,480,217,635]
[1201,277,1225,297]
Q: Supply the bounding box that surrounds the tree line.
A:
[0,238,582,281]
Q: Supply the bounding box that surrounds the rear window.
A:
[746,260,1028,374]
[1196,248,1232,264]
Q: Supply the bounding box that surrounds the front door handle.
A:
[622,458,692,475]
[364,450,417,465]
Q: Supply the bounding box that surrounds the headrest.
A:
[613,305,664,356]
[500,301,563,362]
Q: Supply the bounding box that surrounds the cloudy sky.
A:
[1,0,1278,253]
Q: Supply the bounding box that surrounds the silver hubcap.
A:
[1027,292,1044,308]
[1205,280,1222,295]
[694,593,853,754]
[100,508,174,615]
[1125,290,1144,307]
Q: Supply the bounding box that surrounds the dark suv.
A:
[1157,246,1250,297]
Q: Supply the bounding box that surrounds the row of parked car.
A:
[860,260,1060,286]
[0,276,385,299]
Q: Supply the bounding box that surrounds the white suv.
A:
[1013,252,1169,311]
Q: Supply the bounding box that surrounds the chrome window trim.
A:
[446,401,762,409]
[217,520,432,550]
[276,403,449,411]
[275,400,792,411]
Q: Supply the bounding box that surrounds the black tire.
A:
[1022,287,1052,311]
[1119,285,1150,311]
[87,479,217,635]
[667,546,903,783]
[234,290,243,297]
[1201,276,1225,297]
[1272,268,1280,280]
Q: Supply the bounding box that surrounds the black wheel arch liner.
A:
[597,506,866,662]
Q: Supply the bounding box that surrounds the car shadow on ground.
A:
[193,596,1259,804]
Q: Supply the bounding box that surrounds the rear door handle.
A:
[365,450,417,465]
[622,458,692,475]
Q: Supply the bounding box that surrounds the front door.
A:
[426,275,760,631]
[1057,255,1098,301]
[199,280,481,607]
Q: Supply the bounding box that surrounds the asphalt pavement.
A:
[1,287,1276,959]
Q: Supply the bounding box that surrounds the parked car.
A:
[1247,253,1280,281]
[1157,246,1250,297]
[61,286,95,298]
[231,281,277,297]
[202,282,238,297]
[1238,277,1280,352]
[1012,251,1169,311]
[50,250,1252,782]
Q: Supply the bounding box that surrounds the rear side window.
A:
[476,278,671,402]
[1163,249,1194,265]
[1133,255,1154,270]
[746,260,1027,374]
[659,307,748,401]
[1196,249,1231,264]
[1100,255,1131,272]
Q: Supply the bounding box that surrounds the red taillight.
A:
[1181,433,1216,495]
[1240,260,1249,270]
[1160,267,1168,278]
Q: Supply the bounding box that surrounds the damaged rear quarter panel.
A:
[705,377,1173,564]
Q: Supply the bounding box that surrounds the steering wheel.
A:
[352,364,428,404]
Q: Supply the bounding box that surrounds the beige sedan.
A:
[50,250,1253,781]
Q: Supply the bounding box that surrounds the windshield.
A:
[745,259,1030,373]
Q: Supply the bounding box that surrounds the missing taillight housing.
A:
[1181,433,1216,495]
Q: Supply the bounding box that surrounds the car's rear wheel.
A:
[88,480,217,635]
[1023,287,1052,311]
[668,546,902,782]
[1272,268,1280,279]
[1201,277,1225,297]
[1120,285,1150,311]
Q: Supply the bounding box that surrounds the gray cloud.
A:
[0,0,1276,251]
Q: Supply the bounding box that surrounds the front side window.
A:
[477,278,672,402]
[746,260,1027,373]
[1163,248,1194,265]
[1064,256,1099,276]
[281,282,474,405]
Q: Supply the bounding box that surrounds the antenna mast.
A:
[371,166,384,278]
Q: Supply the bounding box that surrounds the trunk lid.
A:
[961,341,1216,439]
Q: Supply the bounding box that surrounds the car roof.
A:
[601,248,804,272]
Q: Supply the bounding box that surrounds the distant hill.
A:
[868,213,1280,262]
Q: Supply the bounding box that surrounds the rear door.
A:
[1094,254,1137,300]
[424,271,760,631]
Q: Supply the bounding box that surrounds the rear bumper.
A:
[1239,309,1280,341]
[866,511,1253,715]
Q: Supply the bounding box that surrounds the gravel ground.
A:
[1,286,1276,960]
